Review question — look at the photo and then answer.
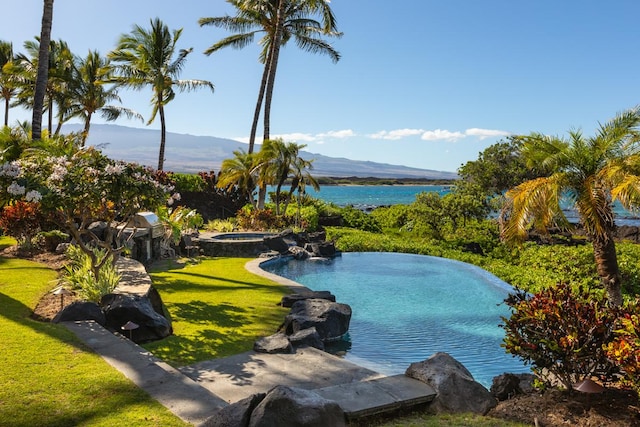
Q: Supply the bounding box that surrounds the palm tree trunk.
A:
[248,59,270,154]
[592,233,623,306]
[263,0,285,142]
[81,112,92,147]
[4,97,8,126]
[47,93,54,134]
[32,0,54,141]
[157,102,166,171]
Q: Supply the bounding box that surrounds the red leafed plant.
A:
[0,201,43,249]
[501,282,621,390]
[605,302,640,397]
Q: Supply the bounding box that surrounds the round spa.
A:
[196,232,276,257]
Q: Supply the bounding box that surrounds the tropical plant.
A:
[501,283,621,391]
[217,149,258,207]
[156,205,203,246]
[199,0,341,152]
[63,50,142,146]
[63,244,121,303]
[31,0,54,140]
[501,107,640,305]
[109,18,214,170]
[0,40,18,126]
[0,201,44,250]
[605,301,640,397]
[0,133,171,282]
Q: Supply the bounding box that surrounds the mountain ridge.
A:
[64,123,458,179]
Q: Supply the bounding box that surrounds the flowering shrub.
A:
[0,136,171,282]
[605,301,640,396]
[236,206,284,231]
[0,201,43,249]
[501,283,620,390]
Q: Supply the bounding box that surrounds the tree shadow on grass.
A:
[169,300,247,328]
[153,270,286,292]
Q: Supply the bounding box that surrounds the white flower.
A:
[172,192,181,201]
[50,164,67,181]
[7,181,25,195]
[167,197,174,206]
[0,162,20,178]
[105,163,124,175]
[25,190,42,203]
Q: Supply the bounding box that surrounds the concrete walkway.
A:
[65,320,436,425]
[64,320,226,426]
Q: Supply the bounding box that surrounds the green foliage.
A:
[605,300,640,397]
[340,206,381,232]
[205,218,237,232]
[169,172,206,192]
[156,205,204,245]
[501,283,620,390]
[284,203,319,231]
[63,245,121,303]
[370,204,411,231]
[236,206,284,231]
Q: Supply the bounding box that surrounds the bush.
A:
[63,245,121,303]
[340,206,381,232]
[501,283,620,390]
[284,204,319,231]
[605,300,640,397]
[0,201,43,249]
[169,172,206,192]
[236,206,284,231]
[205,218,236,232]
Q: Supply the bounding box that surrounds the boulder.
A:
[201,393,266,427]
[280,291,336,308]
[254,332,293,354]
[263,236,289,254]
[52,301,106,325]
[248,385,345,427]
[490,373,523,401]
[288,327,325,351]
[101,293,172,343]
[296,231,327,245]
[288,246,311,260]
[281,299,351,342]
[303,242,336,258]
[405,352,497,415]
[616,225,640,243]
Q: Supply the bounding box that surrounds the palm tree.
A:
[109,18,214,171]
[64,50,142,146]
[32,0,54,141]
[0,41,18,127]
[199,0,341,153]
[501,107,640,305]
[217,149,258,207]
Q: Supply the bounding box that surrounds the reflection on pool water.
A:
[263,252,529,387]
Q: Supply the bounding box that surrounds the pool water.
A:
[263,252,529,387]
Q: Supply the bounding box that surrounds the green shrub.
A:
[170,172,206,192]
[285,204,319,231]
[501,283,620,390]
[236,206,284,231]
[63,245,121,303]
[340,206,381,232]
[206,218,236,232]
[370,205,411,230]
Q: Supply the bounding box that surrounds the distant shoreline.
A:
[316,176,457,186]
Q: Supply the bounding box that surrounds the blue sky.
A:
[2,0,640,172]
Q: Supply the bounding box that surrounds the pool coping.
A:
[245,256,315,294]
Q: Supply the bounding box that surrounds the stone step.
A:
[314,374,436,421]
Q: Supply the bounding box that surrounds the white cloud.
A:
[369,128,425,140]
[421,129,466,141]
[318,129,355,139]
[272,132,317,142]
[465,128,511,139]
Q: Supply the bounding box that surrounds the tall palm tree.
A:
[217,149,258,207]
[109,18,214,171]
[199,0,341,153]
[64,50,142,146]
[32,0,54,141]
[501,107,640,305]
[0,41,18,127]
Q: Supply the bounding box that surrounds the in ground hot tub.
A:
[196,232,276,257]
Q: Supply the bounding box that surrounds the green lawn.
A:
[145,257,290,367]
[0,236,186,427]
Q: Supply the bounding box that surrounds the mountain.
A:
[64,124,458,179]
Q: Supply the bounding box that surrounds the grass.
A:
[144,257,290,367]
[0,236,187,427]
[368,412,530,427]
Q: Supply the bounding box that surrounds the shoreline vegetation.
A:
[315,176,456,186]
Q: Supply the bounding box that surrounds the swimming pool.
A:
[262,252,529,387]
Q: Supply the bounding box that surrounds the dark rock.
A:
[616,225,640,243]
[254,332,293,354]
[303,242,337,258]
[490,373,523,401]
[248,385,345,427]
[318,215,343,227]
[200,393,266,427]
[462,242,484,255]
[52,301,106,325]
[296,231,327,245]
[280,291,336,308]
[263,236,289,254]
[514,373,536,394]
[282,299,351,342]
[406,352,497,415]
[87,221,109,241]
[101,293,172,343]
[288,327,325,351]
[288,246,311,260]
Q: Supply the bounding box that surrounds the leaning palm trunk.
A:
[263,1,285,142]
[592,233,623,306]
[158,102,167,171]
[248,52,272,154]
